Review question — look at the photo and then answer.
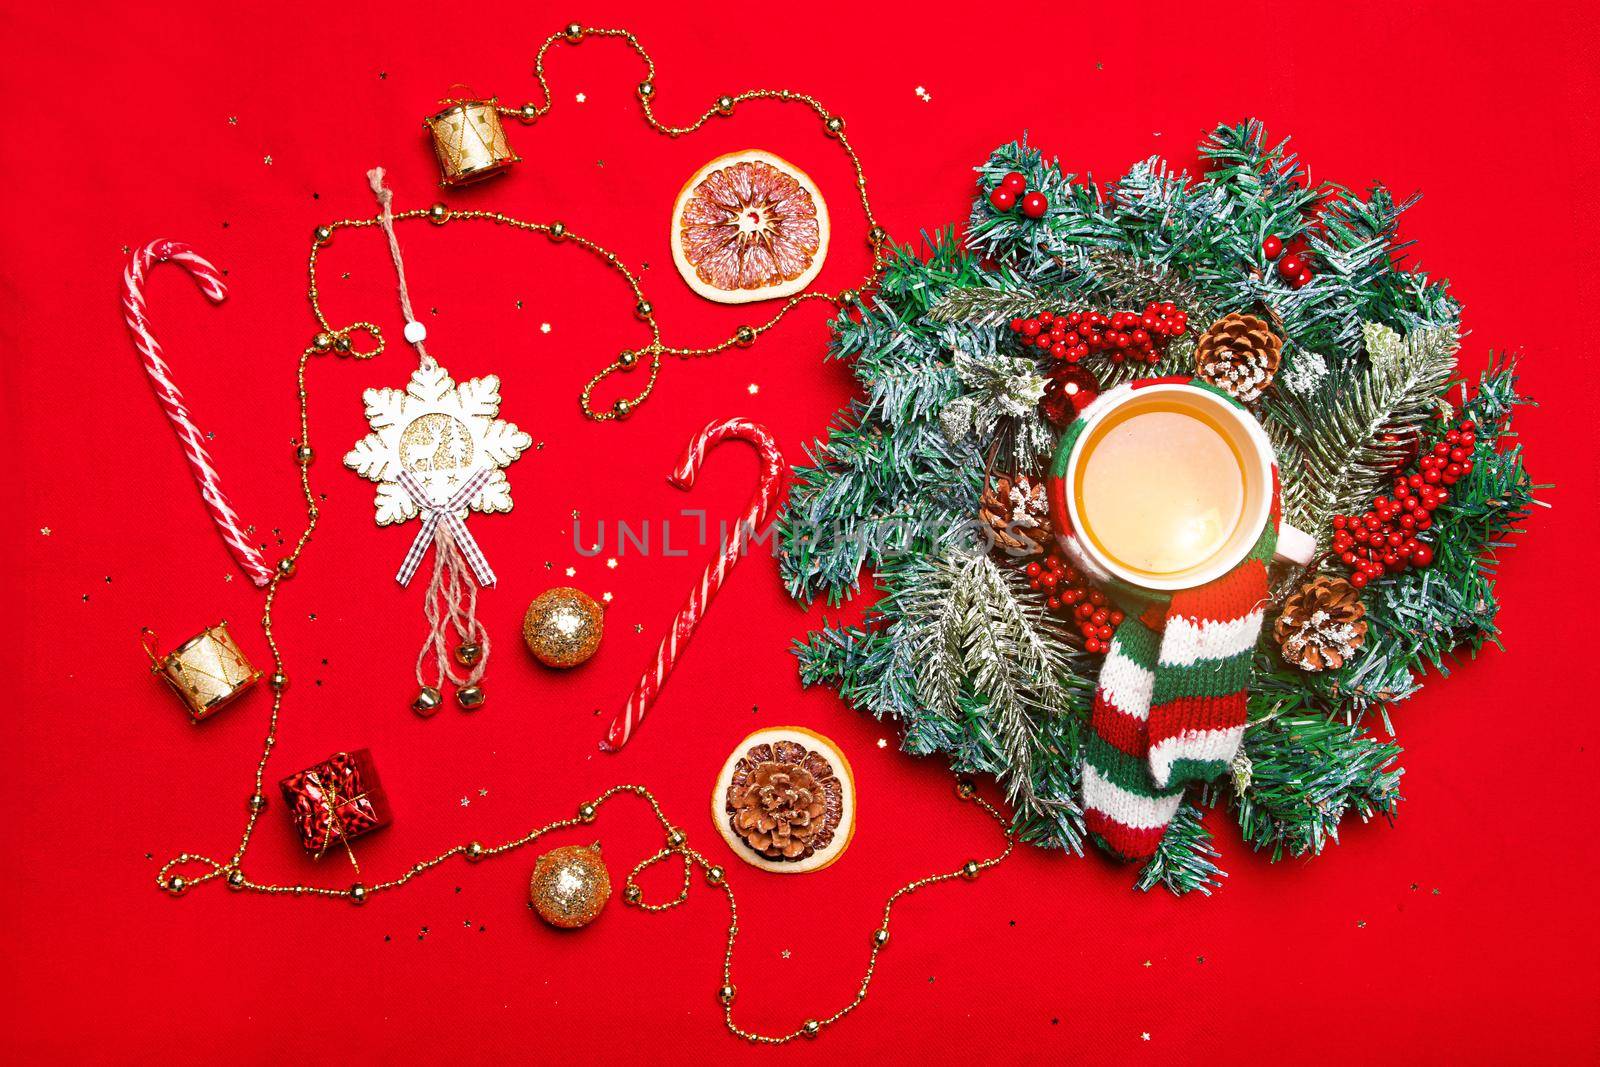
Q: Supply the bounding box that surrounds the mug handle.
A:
[1275,523,1317,567]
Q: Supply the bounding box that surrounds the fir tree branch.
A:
[1136,801,1226,895]
[947,342,1056,470]
[1263,321,1458,538]
[926,251,1214,330]
[1083,249,1217,320]
[1234,716,1403,860]
[890,550,1091,815]
[926,285,1055,327]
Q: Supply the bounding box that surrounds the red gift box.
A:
[278,749,391,858]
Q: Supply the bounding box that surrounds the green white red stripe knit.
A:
[1047,378,1279,862]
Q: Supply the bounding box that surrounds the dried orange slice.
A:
[671,150,830,304]
[712,726,855,874]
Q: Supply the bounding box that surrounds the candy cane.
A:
[601,418,786,752]
[122,240,274,588]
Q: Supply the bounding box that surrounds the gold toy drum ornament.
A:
[424,97,518,186]
[142,622,262,722]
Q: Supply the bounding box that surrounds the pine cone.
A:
[1194,313,1283,402]
[1274,576,1368,671]
[726,740,843,861]
[980,474,1051,559]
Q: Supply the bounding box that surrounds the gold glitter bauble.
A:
[522,587,604,668]
[529,844,611,929]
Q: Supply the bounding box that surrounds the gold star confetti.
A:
[227,116,238,125]
[914,85,932,102]
[575,92,587,103]
[602,591,614,603]
[565,566,576,577]
[780,949,791,959]
[544,561,554,570]
[570,508,580,519]
[747,383,760,395]
[1141,1033,1150,1042]
[459,796,470,807]
[606,558,618,569]
[224,574,234,583]
[540,322,552,334]
[478,787,488,797]
[121,245,130,254]
[39,527,50,536]
[263,155,273,165]
[877,738,887,748]
[633,623,644,633]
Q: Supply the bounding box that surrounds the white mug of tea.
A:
[1048,382,1315,592]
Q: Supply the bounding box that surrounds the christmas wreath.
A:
[777,121,1537,893]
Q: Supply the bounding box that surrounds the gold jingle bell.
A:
[425,97,519,187]
[142,622,263,722]
[412,686,443,717]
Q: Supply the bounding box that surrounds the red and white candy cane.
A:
[601,418,786,752]
[122,240,273,588]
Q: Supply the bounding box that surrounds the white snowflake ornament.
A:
[343,364,532,526]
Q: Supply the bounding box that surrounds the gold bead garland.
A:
[153,23,1013,1045]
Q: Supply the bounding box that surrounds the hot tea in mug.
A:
[1060,383,1313,591]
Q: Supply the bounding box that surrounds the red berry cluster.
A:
[1262,233,1313,289]
[990,171,1049,219]
[1024,551,1125,654]
[1008,304,1187,366]
[1330,418,1478,589]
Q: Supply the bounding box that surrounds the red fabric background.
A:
[4,1,1597,1061]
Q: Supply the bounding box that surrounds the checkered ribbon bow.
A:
[394,468,497,588]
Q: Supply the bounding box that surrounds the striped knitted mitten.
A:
[1047,379,1279,862]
